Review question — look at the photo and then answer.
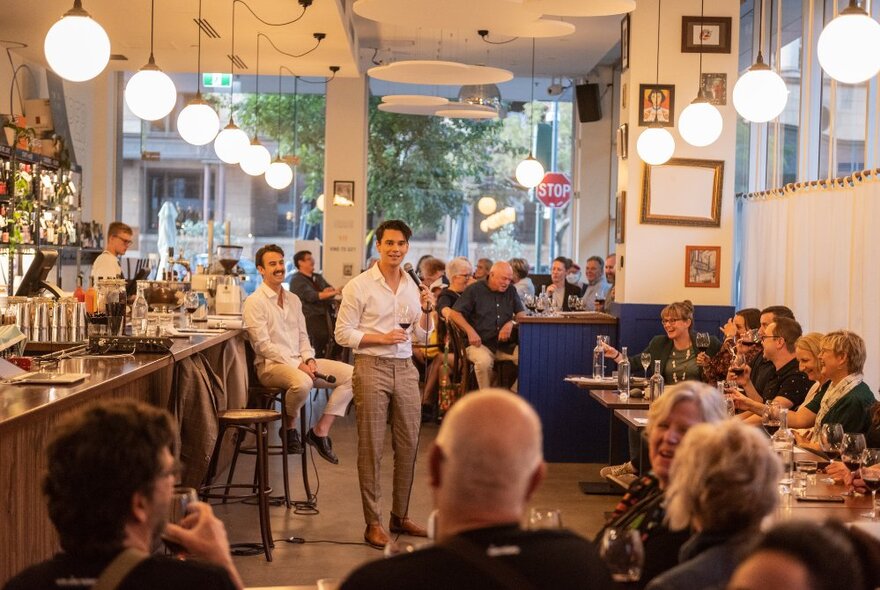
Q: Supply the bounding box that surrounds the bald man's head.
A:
[431,390,544,522]
[487,261,514,293]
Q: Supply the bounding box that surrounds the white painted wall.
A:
[617,0,739,306]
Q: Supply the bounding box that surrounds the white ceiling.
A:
[0,0,622,88]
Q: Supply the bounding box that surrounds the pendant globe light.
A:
[733,0,788,122]
[239,33,270,176]
[679,0,723,147]
[177,0,220,146]
[124,0,177,121]
[213,0,250,163]
[44,0,111,82]
[515,38,546,188]
[264,68,296,190]
[817,0,880,84]
[636,0,675,165]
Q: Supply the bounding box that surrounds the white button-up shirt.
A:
[335,264,431,358]
[243,282,315,371]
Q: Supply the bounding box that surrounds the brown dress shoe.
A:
[364,524,391,548]
[389,514,428,537]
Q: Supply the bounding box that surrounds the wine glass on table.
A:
[184,291,199,328]
[762,401,781,436]
[523,294,537,316]
[841,433,867,496]
[819,423,845,484]
[860,449,880,519]
[594,292,606,311]
[640,353,652,379]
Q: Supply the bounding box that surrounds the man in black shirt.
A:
[289,250,339,358]
[448,261,525,390]
[730,317,812,422]
[341,390,614,590]
[4,400,242,590]
[748,305,796,394]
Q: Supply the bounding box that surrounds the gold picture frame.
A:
[640,158,724,227]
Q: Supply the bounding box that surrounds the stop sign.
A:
[535,172,572,208]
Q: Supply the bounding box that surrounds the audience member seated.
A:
[546,256,581,311]
[580,255,611,306]
[448,261,525,391]
[835,402,880,489]
[564,258,585,293]
[289,250,340,358]
[726,317,812,422]
[789,330,874,448]
[750,305,796,395]
[794,332,827,408]
[418,256,447,295]
[600,254,616,312]
[728,520,880,590]
[3,400,243,590]
[473,257,493,280]
[646,421,779,590]
[342,389,614,590]
[595,381,727,588]
[510,257,535,300]
[601,301,721,478]
[698,307,760,383]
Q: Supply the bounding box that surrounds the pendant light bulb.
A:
[265,158,294,189]
[515,154,545,188]
[214,119,250,164]
[177,96,220,146]
[239,137,271,176]
[636,127,675,166]
[678,98,723,147]
[733,58,788,123]
[124,60,177,121]
[817,3,880,84]
[44,1,111,82]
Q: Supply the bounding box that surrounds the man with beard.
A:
[3,400,243,589]
[243,244,353,464]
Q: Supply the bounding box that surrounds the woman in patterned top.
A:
[698,308,761,383]
[595,381,727,588]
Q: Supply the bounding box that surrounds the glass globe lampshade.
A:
[678,98,723,147]
[817,5,880,84]
[239,138,271,176]
[636,126,675,166]
[515,154,545,188]
[213,120,250,164]
[265,158,293,190]
[479,219,490,233]
[477,196,497,215]
[733,59,788,123]
[124,60,177,121]
[315,194,326,212]
[44,3,111,82]
[177,96,220,146]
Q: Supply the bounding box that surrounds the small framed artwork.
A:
[700,73,727,105]
[681,16,733,54]
[333,180,355,206]
[685,246,721,288]
[638,84,675,127]
[616,124,628,160]
[621,14,630,71]
[615,192,626,244]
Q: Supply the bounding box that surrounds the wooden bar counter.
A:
[518,312,618,462]
[0,329,244,584]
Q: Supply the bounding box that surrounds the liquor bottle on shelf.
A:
[73,274,85,303]
[131,284,149,336]
[85,277,97,314]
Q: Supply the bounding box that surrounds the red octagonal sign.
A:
[536,172,572,208]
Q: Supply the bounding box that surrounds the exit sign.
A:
[202,73,232,88]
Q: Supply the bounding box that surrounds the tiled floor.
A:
[218,396,619,587]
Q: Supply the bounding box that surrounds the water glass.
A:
[165,486,197,556]
[528,507,562,530]
[795,460,818,486]
[599,527,644,583]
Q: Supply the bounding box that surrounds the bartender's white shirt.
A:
[243,282,315,371]
[335,263,432,358]
[90,250,122,282]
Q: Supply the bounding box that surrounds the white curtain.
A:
[739,176,880,390]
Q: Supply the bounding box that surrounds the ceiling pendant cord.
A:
[148,0,156,63]
[529,37,536,150]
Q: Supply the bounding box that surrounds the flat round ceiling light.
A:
[436,108,498,119]
[492,18,576,38]
[381,94,450,106]
[378,102,444,115]
[525,0,635,16]
[354,0,541,29]
[369,60,513,85]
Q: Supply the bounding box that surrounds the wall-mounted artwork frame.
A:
[685,245,721,288]
[640,158,724,227]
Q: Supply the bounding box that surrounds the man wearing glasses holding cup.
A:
[90,221,133,283]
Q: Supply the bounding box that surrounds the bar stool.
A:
[200,408,279,561]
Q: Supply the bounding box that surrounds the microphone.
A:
[314,372,337,384]
[403,263,422,288]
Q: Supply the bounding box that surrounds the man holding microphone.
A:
[335,220,435,548]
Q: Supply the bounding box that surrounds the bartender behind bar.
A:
[90,221,132,282]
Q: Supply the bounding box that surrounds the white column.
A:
[322,75,368,287]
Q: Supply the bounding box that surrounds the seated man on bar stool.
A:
[447,261,525,391]
[243,244,353,464]
[4,400,243,590]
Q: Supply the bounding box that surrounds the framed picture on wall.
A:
[615,192,626,244]
[616,124,628,160]
[685,246,721,288]
[621,14,630,71]
[641,158,724,227]
[638,84,675,127]
[700,73,727,105]
[681,16,732,54]
[333,180,355,206]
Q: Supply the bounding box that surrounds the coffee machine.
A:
[214,245,243,315]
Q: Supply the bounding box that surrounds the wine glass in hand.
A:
[640,353,652,379]
[396,303,412,331]
[695,332,711,354]
[164,486,197,556]
[184,291,199,328]
[842,433,867,473]
[859,449,880,519]
[762,401,781,436]
[599,527,644,583]
[820,423,845,460]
